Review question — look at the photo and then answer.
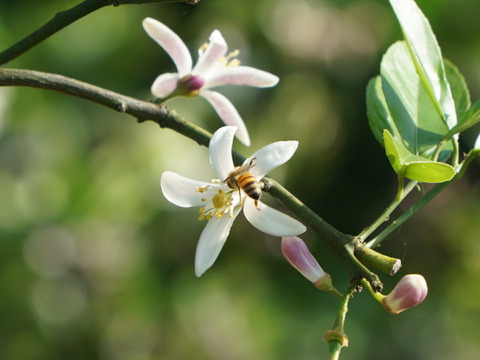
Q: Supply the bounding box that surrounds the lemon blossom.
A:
[161,126,306,276]
[142,17,280,146]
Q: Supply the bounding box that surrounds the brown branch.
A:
[0,0,193,66]
[0,67,393,290]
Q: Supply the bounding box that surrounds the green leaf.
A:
[383,129,455,183]
[366,76,395,146]
[380,41,453,159]
[403,162,455,183]
[389,0,457,131]
[383,129,406,174]
[445,59,470,120]
[445,98,480,139]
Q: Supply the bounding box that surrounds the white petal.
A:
[161,171,213,208]
[205,66,279,89]
[208,126,236,180]
[151,73,180,98]
[246,141,298,179]
[243,198,306,236]
[142,18,192,76]
[195,207,242,276]
[192,30,228,76]
[201,90,250,146]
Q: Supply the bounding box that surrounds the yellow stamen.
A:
[196,186,236,222]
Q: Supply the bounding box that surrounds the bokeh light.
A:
[1,0,480,359]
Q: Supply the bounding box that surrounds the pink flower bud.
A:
[281,236,325,283]
[382,274,428,314]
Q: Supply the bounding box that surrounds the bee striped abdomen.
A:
[238,173,261,200]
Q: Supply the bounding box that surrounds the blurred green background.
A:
[1,0,480,359]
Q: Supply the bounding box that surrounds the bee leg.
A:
[254,199,260,210]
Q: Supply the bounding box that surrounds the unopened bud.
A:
[281,236,325,283]
[281,236,342,297]
[382,274,428,314]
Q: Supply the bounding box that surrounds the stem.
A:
[366,149,480,249]
[324,286,355,360]
[0,68,212,146]
[0,67,384,289]
[357,180,417,242]
[266,178,383,291]
[366,180,446,248]
[361,278,385,303]
[431,138,446,162]
[354,240,402,276]
[0,0,190,66]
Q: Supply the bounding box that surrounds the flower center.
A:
[179,75,205,97]
[196,185,236,221]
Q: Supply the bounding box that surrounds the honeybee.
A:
[224,158,261,209]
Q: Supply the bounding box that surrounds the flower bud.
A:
[281,236,325,283]
[382,274,428,314]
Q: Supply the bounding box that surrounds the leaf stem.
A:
[366,181,446,248]
[356,179,417,242]
[366,148,480,249]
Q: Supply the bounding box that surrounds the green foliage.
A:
[446,98,480,139]
[368,41,454,160]
[383,129,455,183]
[389,0,457,131]
[367,0,480,180]
[444,59,470,120]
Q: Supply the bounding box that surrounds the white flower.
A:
[142,17,280,146]
[161,126,306,276]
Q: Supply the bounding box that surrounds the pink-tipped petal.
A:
[383,274,428,314]
[161,171,214,208]
[195,208,241,276]
[243,199,306,236]
[142,18,192,76]
[205,66,279,89]
[193,30,228,76]
[151,73,180,98]
[201,90,250,146]
[246,141,298,179]
[281,236,325,283]
[208,126,237,180]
